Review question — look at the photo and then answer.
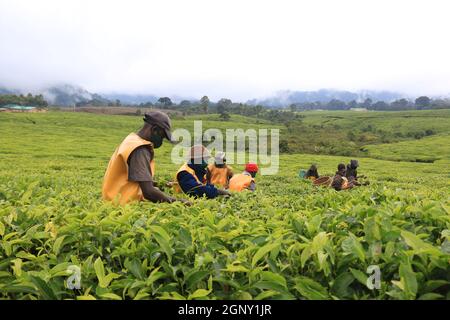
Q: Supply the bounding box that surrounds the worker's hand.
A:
[218,189,232,197]
[166,181,176,187]
[178,198,192,206]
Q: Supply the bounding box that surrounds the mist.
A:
[1,0,450,101]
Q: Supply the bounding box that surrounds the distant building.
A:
[350,108,368,112]
[0,104,44,112]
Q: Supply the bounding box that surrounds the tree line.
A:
[289,96,450,111]
[3,92,449,114]
[137,95,450,114]
[0,93,48,107]
[138,96,304,123]
[130,94,450,125]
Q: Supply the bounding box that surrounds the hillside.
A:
[279,109,450,158]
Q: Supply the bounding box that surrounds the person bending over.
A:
[175,145,231,198]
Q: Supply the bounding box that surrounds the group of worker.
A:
[303,160,368,191]
[171,145,259,198]
[101,111,369,206]
[102,111,258,205]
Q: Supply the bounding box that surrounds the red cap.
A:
[245,162,259,173]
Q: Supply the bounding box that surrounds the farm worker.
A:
[206,152,234,188]
[345,159,369,186]
[175,145,231,198]
[102,111,190,205]
[331,163,354,191]
[345,159,359,180]
[228,162,258,192]
[304,164,319,181]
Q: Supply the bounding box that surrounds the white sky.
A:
[0,0,449,101]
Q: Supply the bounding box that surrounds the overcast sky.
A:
[0,0,449,101]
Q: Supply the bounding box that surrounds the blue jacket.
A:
[177,164,219,199]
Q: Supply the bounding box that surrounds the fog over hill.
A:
[1,83,447,108]
[246,89,405,107]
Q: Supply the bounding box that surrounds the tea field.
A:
[285,109,450,157]
[0,111,449,300]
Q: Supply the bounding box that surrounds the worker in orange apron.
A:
[174,145,231,198]
[206,152,234,188]
[331,163,354,191]
[102,111,190,205]
[228,162,258,192]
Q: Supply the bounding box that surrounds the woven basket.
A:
[313,176,332,187]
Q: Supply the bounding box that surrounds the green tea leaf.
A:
[311,232,328,253]
[222,265,249,273]
[99,293,122,300]
[399,262,418,299]
[342,234,365,262]
[350,268,368,286]
[185,270,209,289]
[418,293,444,300]
[148,225,171,242]
[301,246,312,268]
[188,288,212,300]
[401,230,441,256]
[11,258,22,277]
[364,217,381,242]
[150,227,173,262]
[294,276,329,300]
[252,242,280,267]
[29,276,57,300]
[331,272,354,298]
[53,235,66,255]
[0,220,5,237]
[94,257,119,288]
[124,258,145,280]
[260,271,287,289]
[94,257,105,285]
[254,290,279,300]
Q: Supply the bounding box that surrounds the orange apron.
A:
[102,133,155,205]
[173,163,204,193]
[207,164,232,187]
[228,173,254,191]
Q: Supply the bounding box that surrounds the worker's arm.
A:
[205,167,212,184]
[225,167,234,189]
[139,181,175,203]
[127,147,191,204]
[139,181,191,205]
[216,188,231,196]
[227,167,234,179]
[248,181,256,192]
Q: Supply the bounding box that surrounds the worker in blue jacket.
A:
[175,145,231,199]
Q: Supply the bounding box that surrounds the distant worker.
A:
[175,145,231,198]
[102,111,190,205]
[206,152,234,188]
[228,162,258,192]
[331,163,354,191]
[345,159,369,185]
[304,164,319,181]
[345,159,359,180]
